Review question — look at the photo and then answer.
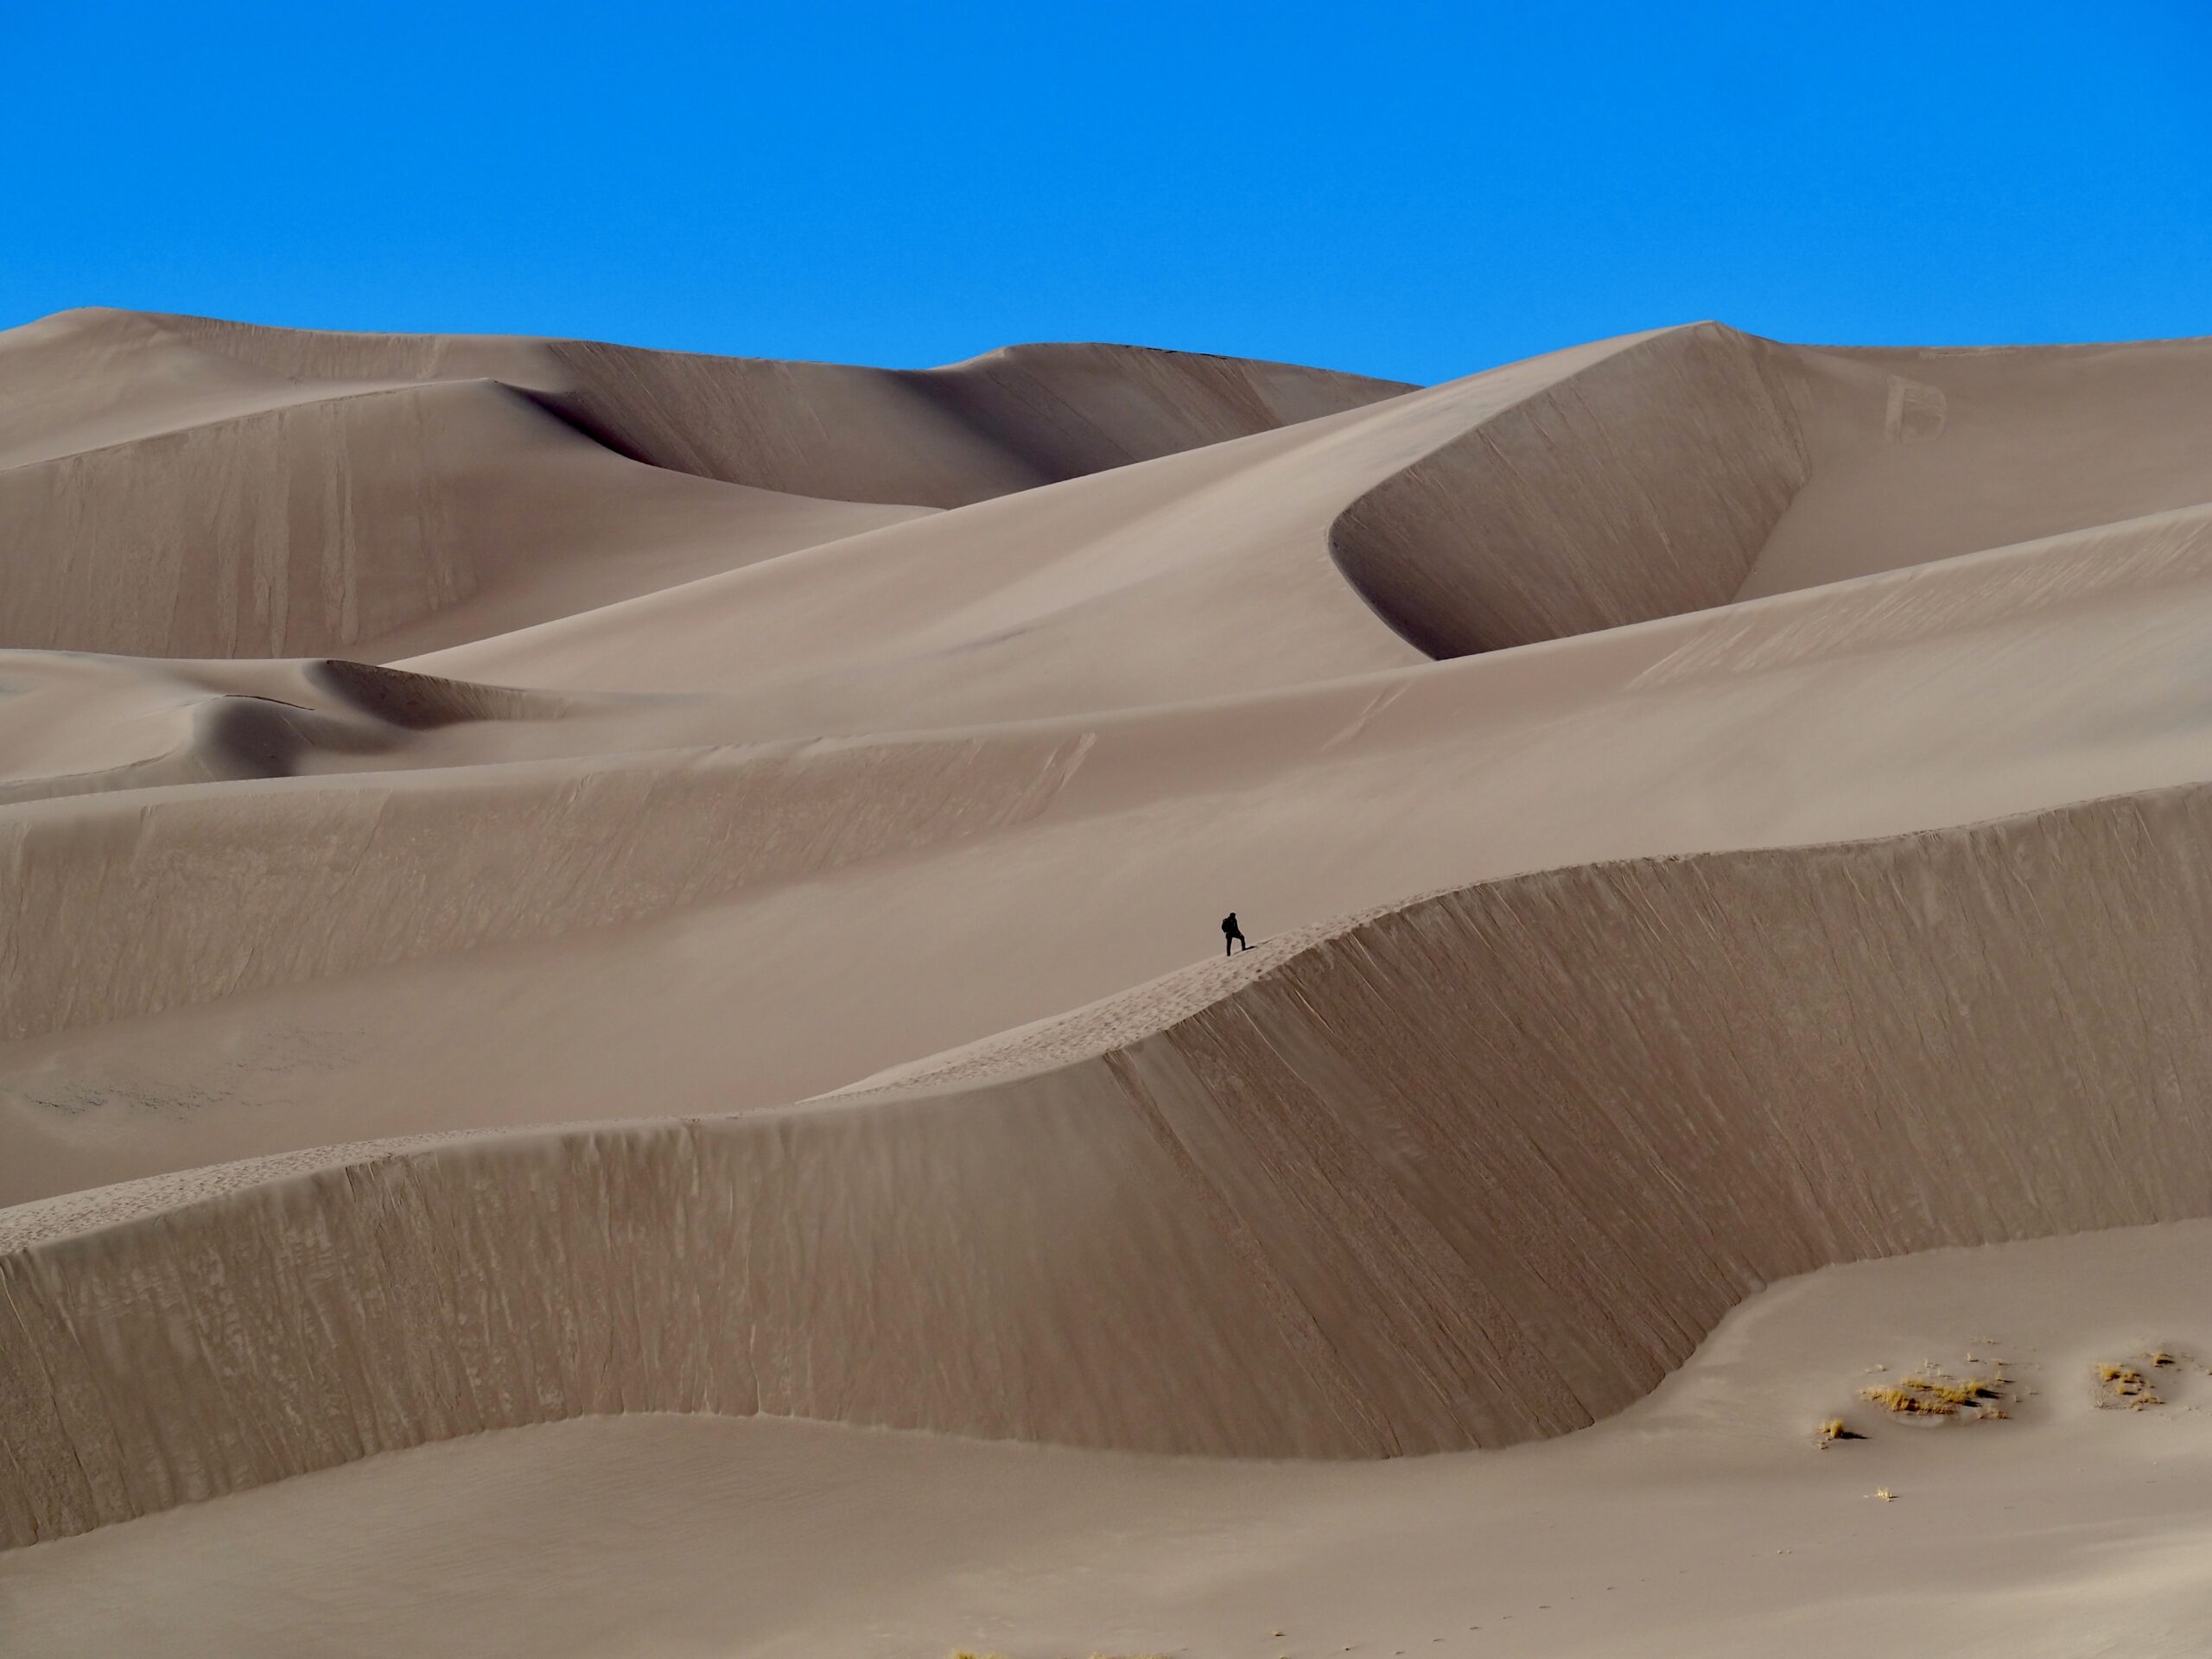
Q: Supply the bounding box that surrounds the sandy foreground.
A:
[9,1220,2212,1657]
[7,308,2212,1650]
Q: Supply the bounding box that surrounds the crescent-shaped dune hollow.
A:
[12,308,2212,1575]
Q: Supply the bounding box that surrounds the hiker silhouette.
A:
[1222,912,1250,956]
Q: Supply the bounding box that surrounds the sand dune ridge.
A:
[11,778,2212,1544]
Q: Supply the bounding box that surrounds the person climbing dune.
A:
[1222,912,1250,956]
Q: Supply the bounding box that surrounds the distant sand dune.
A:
[138,312,1415,505]
[0,373,931,659]
[0,310,1406,662]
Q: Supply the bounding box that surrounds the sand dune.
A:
[1332,321,1808,653]
[15,480,2212,1199]
[16,1218,2209,1658]
[10,306,2212,1644]
[138,310,1414,504]
[0,308,1402,661]
[13,776,2212,1548]
[1,377,938,659]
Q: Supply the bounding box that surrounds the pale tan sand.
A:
[16,774,2212,1548]
[0,309,1405,660]
[16,493,2212,1198]
[7,1218,2212,1657]
[10,309,2212,1645]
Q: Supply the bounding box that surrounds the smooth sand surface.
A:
[7,308,2212,1645]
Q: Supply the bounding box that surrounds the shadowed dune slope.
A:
[1328,321,1809,654]
[0,373,931,659]
[0,720,1094,1043]
[134,311,1416,505]
[1325,326,2212,658]
[21,310,2212,680]
[13,311,2212,681]
[415,320,2212,719]
[11,780,2212,1543]
[408,329,1673,706]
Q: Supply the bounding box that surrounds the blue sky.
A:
[8,3,2209,383]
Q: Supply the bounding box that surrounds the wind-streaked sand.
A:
[5,308,2212,1650]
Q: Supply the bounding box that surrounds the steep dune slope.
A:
[0,308,1410,660]
[416,320,2212,722]
[1331,321,1808,654]
[16,474,2212,1201]
[0,378,931,658]
[14,778,2212,1546]
[17,310,2212,681]
[18,1225,2211,1659]
[0,717,1094,1046]
[411,328,1676,709]
[1325,324,2212,655]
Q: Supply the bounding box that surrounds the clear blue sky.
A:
[9,2,2209,384]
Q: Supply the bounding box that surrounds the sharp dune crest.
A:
[12,307,2212,1587]
[1330,321,1809,654]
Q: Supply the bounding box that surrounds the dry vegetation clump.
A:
[1902,1374,2004,1407]
[1815,1416,1862,1446]
[2095,1363,2164,1408]
[1854,1367,2009,1424]
[1860,1384,1953,1416]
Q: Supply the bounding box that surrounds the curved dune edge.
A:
[12,779,2212,1544]
[1326,321,1809,656]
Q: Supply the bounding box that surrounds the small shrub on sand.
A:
[1815,1416,1862,1445]
[1901,1374,2003,1406]
[1859,1370,2006,1420]
[1860,1384,1954,1416]
[2096,1363,2163,1408]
